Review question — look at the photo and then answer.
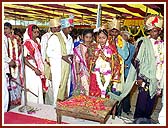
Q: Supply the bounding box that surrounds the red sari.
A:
[88,42,101,97]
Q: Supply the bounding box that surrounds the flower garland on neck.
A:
[94,42,112,98]
[8,36,19,79]
[116,35,123,48]
[154,39,164,83]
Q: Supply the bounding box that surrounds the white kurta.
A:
[47,34,62,105]
[41,31,53,104]
[3,35,10,112]
[40,31,53,62]
[46,30,73,105]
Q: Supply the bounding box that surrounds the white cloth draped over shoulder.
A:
[46,30,73,104]
[40,31,53,62]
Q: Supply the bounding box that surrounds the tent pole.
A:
[63,4,65,18]
[145,6,148,17]
[96,4,101,28]
[81,14,83,25]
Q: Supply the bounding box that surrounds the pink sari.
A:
[72,44,90,96]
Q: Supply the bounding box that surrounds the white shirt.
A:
[3,35,11,74]
[60,30,73,55]
[46,30,74,66]
[41,31,53,61]
[46,30,73,100]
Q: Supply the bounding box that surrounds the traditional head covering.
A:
[23,24,39,42]
[49,18,61,28]
[108,18,120,31]
[23,24,35,41]
[145,15,163,30]
[61,15,74,29]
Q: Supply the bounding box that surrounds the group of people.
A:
[3,14,165,124]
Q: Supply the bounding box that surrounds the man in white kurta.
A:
[40,18,61,105]
[3,35,10,112]
[46,15,74,106]
[41,18,61,62]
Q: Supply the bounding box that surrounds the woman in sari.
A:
[90,28,122,98]
[72,29,93,96]
[22,24,46,104]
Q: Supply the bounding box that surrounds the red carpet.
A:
[4,111,68,124]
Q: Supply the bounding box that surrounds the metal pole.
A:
[14,10,16,26]
[96,4,102,28]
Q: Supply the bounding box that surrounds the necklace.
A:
[154,40,164,82]
[94,44,112,98]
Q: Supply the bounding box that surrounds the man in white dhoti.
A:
[40,18,61,105]
[46,15,74,106]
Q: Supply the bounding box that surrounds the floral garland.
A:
[8,37,19,79]
[94,43,112,98]
[154,39,164,83]
[128,25,146,37]
[116,35,123,48]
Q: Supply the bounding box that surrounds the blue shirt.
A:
[117,40,129,60]
[124,42,135,78]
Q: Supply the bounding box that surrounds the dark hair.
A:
[82,29,93,37]
[4,22,12,29]
[14,28,22,37]
[32,25,39,31]
[98,29,108,38]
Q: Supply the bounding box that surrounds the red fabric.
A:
[24,40,35,58]
[152,16,158,25]
[89,73,101,97]
[4,111,68,124]
[28,24,35,40]
[41,78,48,91]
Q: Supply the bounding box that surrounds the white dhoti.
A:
[50,58,61,106]
[3,73,9,112]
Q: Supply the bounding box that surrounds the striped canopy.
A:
[3,2,164,26]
